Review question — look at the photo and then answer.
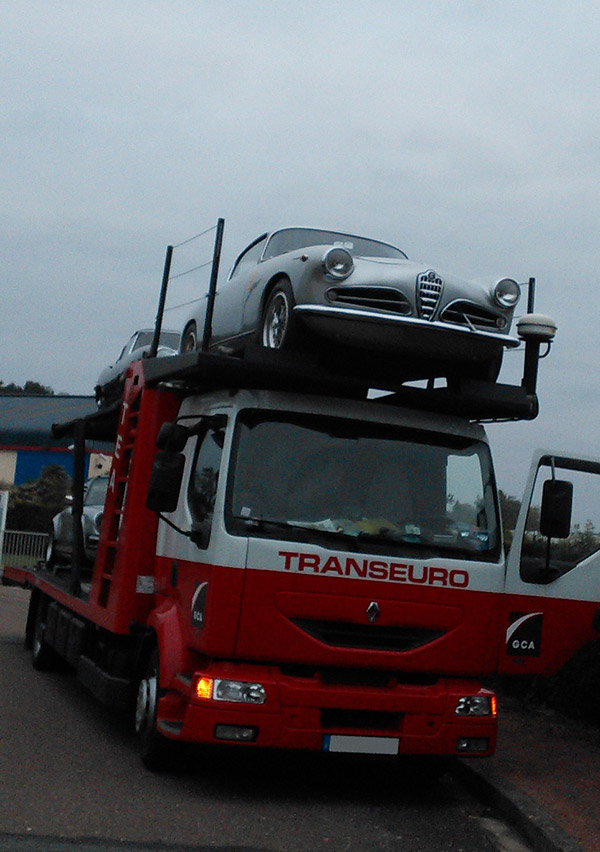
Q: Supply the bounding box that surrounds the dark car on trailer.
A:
[95,328,180,408]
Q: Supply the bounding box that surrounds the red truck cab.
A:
[12,312,591,771]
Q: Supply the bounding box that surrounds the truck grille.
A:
[321,708,401,731]
[291,618,444,652]
[440,300,503,330]
[327,286,411,315]
[279,665,438,687]
[416,270,443,319]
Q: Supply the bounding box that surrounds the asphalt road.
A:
[0,586,528,852]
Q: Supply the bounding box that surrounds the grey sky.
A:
[2,0,599,494]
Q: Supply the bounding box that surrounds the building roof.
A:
[0,395,107,449]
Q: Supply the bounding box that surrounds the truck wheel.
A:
[181,323,198,353]
[260,281,297,349]
[135,648,170,770]
[31,596,54,671]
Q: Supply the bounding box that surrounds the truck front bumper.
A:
[157,665,497,758]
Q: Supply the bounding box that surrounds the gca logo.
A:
[506,612,543,657]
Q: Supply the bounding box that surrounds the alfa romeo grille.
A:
[327,286,411,315]
[291,618,443,652]
[440,300,503,330]
[417,269,443,319]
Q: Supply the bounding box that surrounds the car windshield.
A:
[132,331,180,352]
[262,228,407,261]
[131,331,179,352]
[85,477,109,506]
[227,410,500,561]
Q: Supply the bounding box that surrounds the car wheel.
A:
[181,323,198,353]
[135,647,170,770]
[31,596,55,671]
[260,281,297,349]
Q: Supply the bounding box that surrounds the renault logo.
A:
[366,601,380,623]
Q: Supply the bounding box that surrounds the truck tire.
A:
[135,647,170,770]
[31,595,55,671]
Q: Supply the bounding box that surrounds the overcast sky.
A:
[2,0,599,495]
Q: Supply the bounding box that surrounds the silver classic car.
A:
[181,227,522,381]
[47,475,109,569]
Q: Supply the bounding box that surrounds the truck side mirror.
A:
[540,479,573,539]
[146,451,186,513]
[156,421,191,452]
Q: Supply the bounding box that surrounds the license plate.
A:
[323,734,399,755]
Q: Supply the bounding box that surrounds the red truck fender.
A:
[146,599,195,688]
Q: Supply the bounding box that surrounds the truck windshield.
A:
[227,410,500,561]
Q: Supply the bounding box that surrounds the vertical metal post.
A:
[70,419,86,596]
[0,490,8,578]
[149,245,174,358]
[202,218,225,352]
[522,339,541,395]
[527,277,536,314]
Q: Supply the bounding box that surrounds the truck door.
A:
[154,412,248,660]
[500,451,600,675]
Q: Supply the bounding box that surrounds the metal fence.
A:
[1,530,48,569]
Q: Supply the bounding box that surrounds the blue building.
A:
[0,396,112,485]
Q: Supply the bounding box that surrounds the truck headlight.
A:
[195,676,266,704]
[455,695,496,716]
[322,247,354,280]
[493,278,520,308]
[214,679,266,704]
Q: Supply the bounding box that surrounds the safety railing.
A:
[1,530,48,570]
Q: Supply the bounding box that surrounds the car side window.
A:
[229,237,267,279]
[188,426,225,548]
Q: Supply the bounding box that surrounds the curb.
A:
[453,760,586,852]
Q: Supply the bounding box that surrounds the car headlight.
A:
[493,278,521,308]
[93,511,103,532]
[322,247,354,280]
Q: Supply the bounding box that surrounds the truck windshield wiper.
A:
[239,516,294,532]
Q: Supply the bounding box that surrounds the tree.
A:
[0,380,54,395]
[2,465,71,532]
[498,490,521,532]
